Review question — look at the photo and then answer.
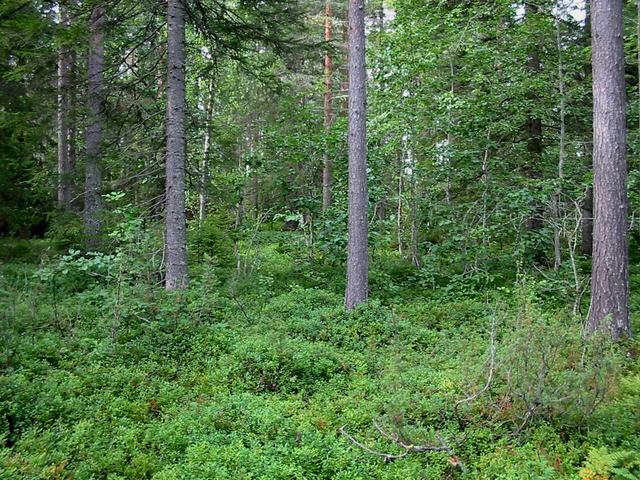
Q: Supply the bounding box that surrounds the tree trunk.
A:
[57,2,74,211]
[581,0,594,256]
[235,141,245,230]
[581,156,594,255]
[250,129,260,220]
[523,3,544,262]
[553,19,566,271]
[84,3,105,247]
[322,0,334,212]
[397,154,403,256]
[445,55,455,205]
[344,0,368,310]
[481,144,490,255]
[341,7,349,116]
[199,80,214,226]
[165,0,189,290]
[587,0,630,340]
[408,146,420,268]
[252,169,259,220]
[68,47,77,188]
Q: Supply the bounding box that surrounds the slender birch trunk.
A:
[199,80,214,226]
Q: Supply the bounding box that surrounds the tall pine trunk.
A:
[322,0,334,212]
[84,4,104,247]
[344,0,368,310]
[587,0,630,340]
[165,0,189,290]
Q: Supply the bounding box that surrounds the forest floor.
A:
[0,233,639,479]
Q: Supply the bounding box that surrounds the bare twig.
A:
[436,433,468,474]
[340,421,463,469]
[340,425,410,462]
[455,313,498,412]
[229,292,250,321]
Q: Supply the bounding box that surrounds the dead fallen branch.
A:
[339,421,467,473]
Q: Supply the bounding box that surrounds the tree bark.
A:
[587,0,630,340]
[84,3,105,247]
[57,2,74,211]
[322,0,334,212]
[165,0,189,290]
[344,0,368,310]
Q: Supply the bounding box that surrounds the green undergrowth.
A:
[0,234,638,479]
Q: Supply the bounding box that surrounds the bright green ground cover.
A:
[0,235,638,479]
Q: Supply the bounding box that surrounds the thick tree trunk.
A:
[322,0,334,212]
[57,3,73,211]
[84,4,105,247]
[587,0,630,340]
[344,0,368,310]
[165,0,189,290]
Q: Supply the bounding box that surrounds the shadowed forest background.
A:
[0,0,639,478]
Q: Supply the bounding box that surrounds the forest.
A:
[0,0,639,478]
